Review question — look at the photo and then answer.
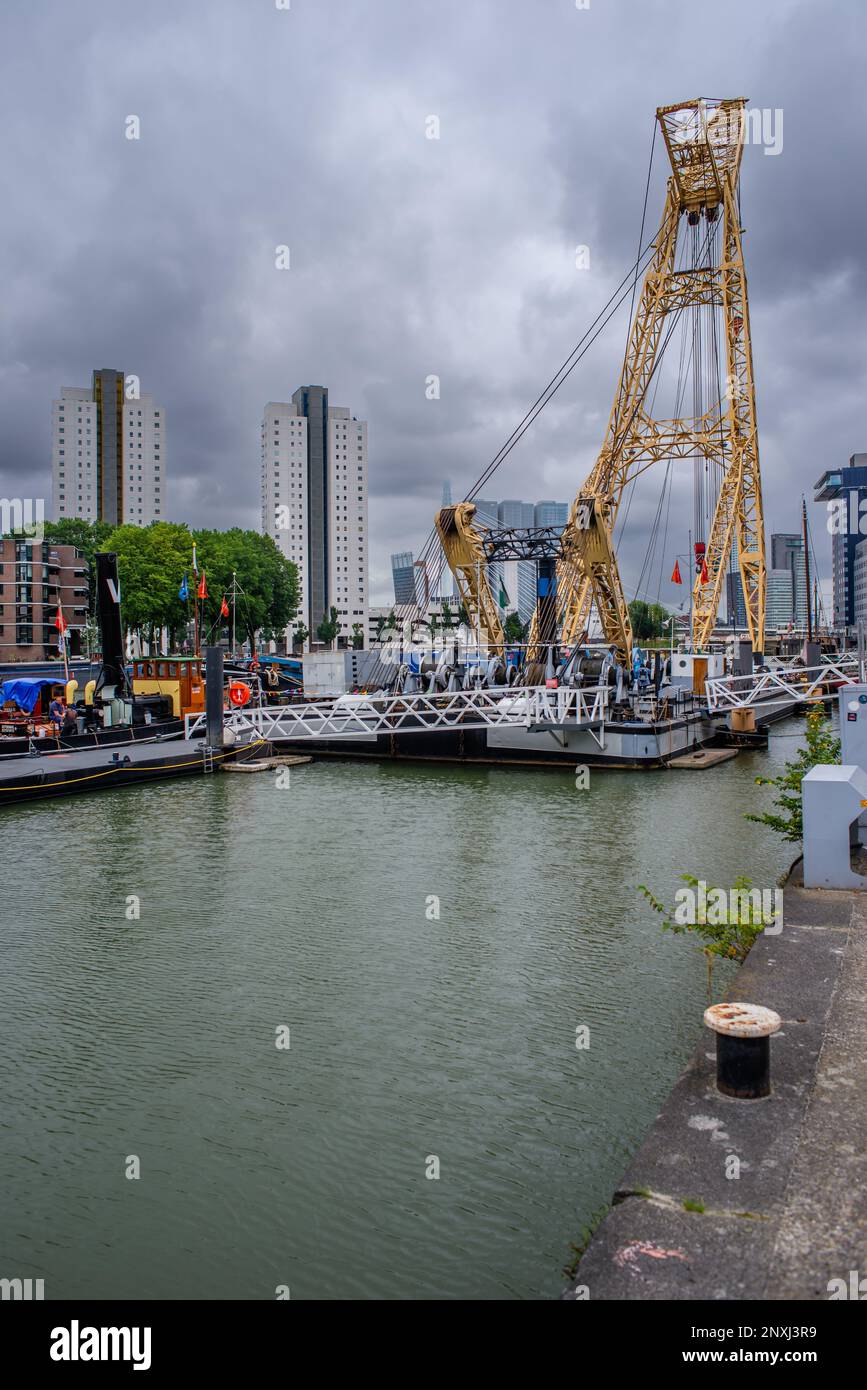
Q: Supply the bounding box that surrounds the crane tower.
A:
[437,98,766,665]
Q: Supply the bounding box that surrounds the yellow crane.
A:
[437,98,766,666]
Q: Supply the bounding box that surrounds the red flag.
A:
[55,605,67,634]
[670,560,682,585]
[700,559,710,584]
[198,572,208,600]
[220,596,229,618]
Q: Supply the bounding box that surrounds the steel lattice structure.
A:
[437,99,767,665]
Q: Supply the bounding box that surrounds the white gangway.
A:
[185,683,610,743]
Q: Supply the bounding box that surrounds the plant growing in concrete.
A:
[745,706,840,842]
[638,873,771,1000]
[563,1203,610,1280]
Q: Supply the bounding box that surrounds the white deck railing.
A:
[704,657,858,712]
[185,683,610,743]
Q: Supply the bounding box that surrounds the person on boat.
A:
[49,694,65,733]
[61,705,79,736]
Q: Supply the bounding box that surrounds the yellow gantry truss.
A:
[554,97,766,662]
[435,502,506,654]
[437,98,766,665]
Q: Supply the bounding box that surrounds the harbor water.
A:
[0,725,801,1299]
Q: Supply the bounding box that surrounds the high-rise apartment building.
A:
[51,370,165,525]
[262,386,368,645]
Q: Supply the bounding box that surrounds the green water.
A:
[0,726,800,1299]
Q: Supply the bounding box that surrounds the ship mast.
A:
[802,497,813,644]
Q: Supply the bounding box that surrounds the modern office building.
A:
[473,498,499,527]
[471,497,569,626]
[770,533,807,626]
[51,370,165,525]
[815,453,867,629]
[391,551,417,605]
[766,568,796,630]
[726,569,748,628]
[534,500,569,529]
[0,537,89,660]
[726,531,808,632]
[262,386,368,646]
[853,537,867,627]
[497,499,535,528]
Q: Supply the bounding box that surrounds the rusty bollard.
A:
[704,1003,781,1099]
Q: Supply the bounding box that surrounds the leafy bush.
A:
[745,706,840,842]
[638,872,773,999]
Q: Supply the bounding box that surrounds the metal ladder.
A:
[201,746,215,775]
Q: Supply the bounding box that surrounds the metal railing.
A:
[704,657,858,712]
[184,683,611,743]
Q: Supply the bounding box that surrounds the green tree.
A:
[100,522,300,651]
[103,522,191,647]
[440,598,456,630]
[42,518,113,620]
[292,623,309,653]
[192,528,300,649]
[503,610,525,643]
[351,622,365,650]
[628,599,671,641]
[745,706,840,842]
[375,609,396,642]
[316,605,340,649]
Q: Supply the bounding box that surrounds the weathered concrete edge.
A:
[562,870,857,1301]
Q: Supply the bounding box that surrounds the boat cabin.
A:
[0,678,68,737]
[132,657,205,717]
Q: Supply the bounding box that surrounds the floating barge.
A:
[0,737,251,808]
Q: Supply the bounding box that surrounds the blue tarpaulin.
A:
[0,678,62,713]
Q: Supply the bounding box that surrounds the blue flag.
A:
[179,574,189,601]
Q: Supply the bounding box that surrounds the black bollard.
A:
[704,1003,781,1099]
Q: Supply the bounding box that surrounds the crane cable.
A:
[366,197,684,686]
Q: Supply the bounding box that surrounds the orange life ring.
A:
[228,681,251,707]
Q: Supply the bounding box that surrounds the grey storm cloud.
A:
[1,0,865,606]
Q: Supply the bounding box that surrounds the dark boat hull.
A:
[0,717,185,757]
[0,739,244,808]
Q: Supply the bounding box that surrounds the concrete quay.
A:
[564,864,867,1300]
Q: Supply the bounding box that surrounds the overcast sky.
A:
[1,0,865,608]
